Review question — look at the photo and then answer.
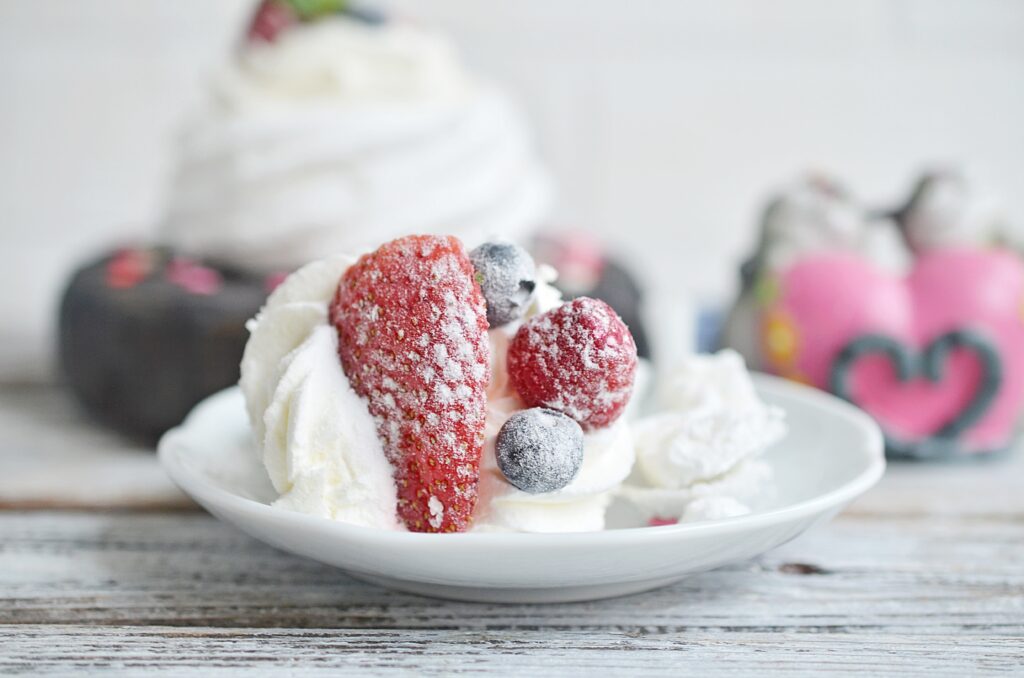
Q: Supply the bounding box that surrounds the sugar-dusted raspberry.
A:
[507,297,637,430]
[329,235,490,533]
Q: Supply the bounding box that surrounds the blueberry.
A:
[469,242,536,327]
[495,408,584,494]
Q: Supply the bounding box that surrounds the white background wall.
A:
[2,0,1023,380]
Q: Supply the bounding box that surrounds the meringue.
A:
[163,16,550,271]
[619,350,785,523]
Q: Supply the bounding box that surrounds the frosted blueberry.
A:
[469,242,536,327]
[495,408,584,493]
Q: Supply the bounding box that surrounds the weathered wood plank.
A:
[1,512,1022,635]
[0,385,190,510]
[2,381,1024,675]
[1,626,1021,676]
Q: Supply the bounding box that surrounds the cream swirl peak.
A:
[225,16,473,108]
[163,14,551,271]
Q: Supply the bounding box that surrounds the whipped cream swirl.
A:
[163,16,551,271]
[240,256,401,529]
[619,350,784,522]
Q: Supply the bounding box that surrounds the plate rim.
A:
[158,372,885,547]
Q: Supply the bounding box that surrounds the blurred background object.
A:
[722,168,1024,460]
[52,0,554,438]
[3,0,1024,385]
[532,230,651,359]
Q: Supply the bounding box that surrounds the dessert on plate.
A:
[59,1,551,440]
[241,234,638,532]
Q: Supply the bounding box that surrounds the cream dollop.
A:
[240,256,401,529]
[163,16,550,271]
[618,350,784,523]
[218,19,472,108]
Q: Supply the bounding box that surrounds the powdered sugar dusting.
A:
[330,235,490,532]
[427,495,445,529]
[507,297,637,430]
[468,242,537,327]
[495,408,584,494]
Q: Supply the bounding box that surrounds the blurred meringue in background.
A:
[57,1,553,439]
[163,2,552,271]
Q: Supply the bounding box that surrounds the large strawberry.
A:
[329,235,490,532]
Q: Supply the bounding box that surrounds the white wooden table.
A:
[2,385,1022,675]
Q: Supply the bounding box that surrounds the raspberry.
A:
[329,235,490,533]
[105,249,154,289]
[165,258,222,296]
[507,297,637,430]
[247,0,297,43]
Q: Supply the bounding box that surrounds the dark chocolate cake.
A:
[59,248,279,441]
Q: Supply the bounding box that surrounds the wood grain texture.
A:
[2,383,1024,675]
[1,510,1022,675]
[0,385,191,510]
[3,626,1022,676]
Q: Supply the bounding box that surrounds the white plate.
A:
[158,375,884,603]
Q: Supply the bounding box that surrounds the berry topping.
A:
[533,231,606,294]
[166,258,223,296]
[507,297,637,430]
[106,249,155,289]
[469,242,537,328]
[247,0,298,43]
[247,0,382,42]
[329,235,490,533]
[264,271,290,293]
[495,408,584,494]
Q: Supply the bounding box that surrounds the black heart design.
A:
[828,329,1003,459]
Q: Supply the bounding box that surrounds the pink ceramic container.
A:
[755,247,1024,458]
